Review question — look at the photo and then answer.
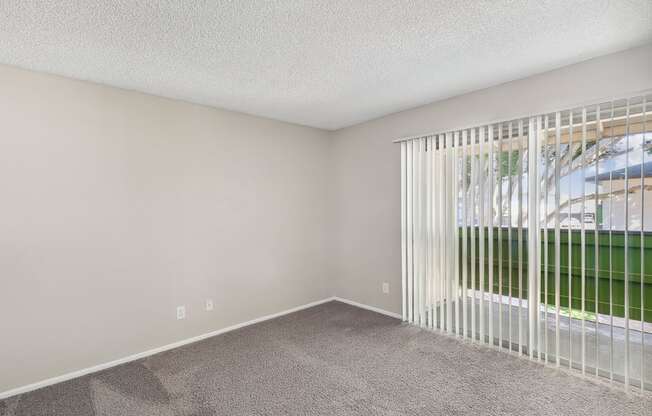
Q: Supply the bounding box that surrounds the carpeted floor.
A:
[2,301,651,416]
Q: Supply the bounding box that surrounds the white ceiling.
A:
[1,1,651,130]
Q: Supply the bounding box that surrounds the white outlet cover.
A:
[176,306,186,320]
[205,299,214,311]
[382,283,390,294]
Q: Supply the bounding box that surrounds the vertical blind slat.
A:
[567,110,574,369]
[423,137,433,327]
[462,131,469,338]
[471,129,477,340]
[498,124,504,350]
[439,134,446,331]
[401,142,407,322]
[454,132,461,336]
[488,125,495,345]
[555,112,562,367]
[414,139,424,325]
[434,137,440,329]
[543,115,550,363]
[405,141,411,322]
[518,119,524,356]
[581,108,587,375]
[527,117,534,358]
[624,101,631,390]
[641,98,647,391]
[609,103,615,382]
[422,138,427,326]
[594,105,600,377]
[479,127,486,343]
[508,122,514,352]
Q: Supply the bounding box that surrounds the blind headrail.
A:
[393,88,652,144]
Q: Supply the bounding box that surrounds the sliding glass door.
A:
[400,93,651,391]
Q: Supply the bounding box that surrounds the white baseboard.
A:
[0,296,336,400]
[333,296,402,320]
[0,295,402,400]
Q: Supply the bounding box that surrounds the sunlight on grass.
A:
[544,305,597,321]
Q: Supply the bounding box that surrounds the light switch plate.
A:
[205,299,214,311]
[382,282,389,294]
[177,306,186,320]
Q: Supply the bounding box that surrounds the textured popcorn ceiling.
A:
[0,1,651,130]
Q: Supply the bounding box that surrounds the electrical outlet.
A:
[177,306,186,320]
[382,282,389,294]
[205,299,214,311]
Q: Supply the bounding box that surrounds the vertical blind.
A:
[399,93,651,392]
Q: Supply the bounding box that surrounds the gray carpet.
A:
[2,301,651,416]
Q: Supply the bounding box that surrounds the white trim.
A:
[333,296,402,320]
[0,297,336,400]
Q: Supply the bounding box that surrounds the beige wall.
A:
[329,44,652,316]
[0,65,332,392]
